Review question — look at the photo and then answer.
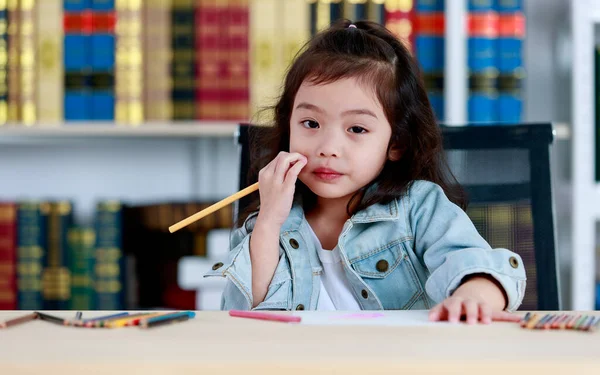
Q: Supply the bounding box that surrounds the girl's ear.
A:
[388,145,405,162]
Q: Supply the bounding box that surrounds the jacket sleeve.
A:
[408,180,527,311]
[203,213,293,311]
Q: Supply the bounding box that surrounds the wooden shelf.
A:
[0,122,240,140]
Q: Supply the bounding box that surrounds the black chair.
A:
[235,123,559,311]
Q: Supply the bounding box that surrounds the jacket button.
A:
[212,262,223,270]
[289,238,299,249]
[376,259,389,272]
[509,256,519,269]
[361,289,368,299]
[295,304,304,310]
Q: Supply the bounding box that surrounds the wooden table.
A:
[1,310,599,374]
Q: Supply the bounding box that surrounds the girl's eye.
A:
[348,126,367,134]
[301,120,319,129]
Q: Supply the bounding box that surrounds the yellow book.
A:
[282,0,310,68]
[36,0,63,123]
[249,0,283,125]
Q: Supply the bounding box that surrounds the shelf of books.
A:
[0,0,528,311]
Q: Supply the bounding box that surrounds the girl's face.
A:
[289,77,398,202]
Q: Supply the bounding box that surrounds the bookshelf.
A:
[0,122,239,142]
[572,0,599,310]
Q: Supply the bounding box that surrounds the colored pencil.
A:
[36,312,67,325]
[575,315,591,330]
[229,310,302,323]
[551,314,569,329]
[76,312,129,327]
[534,314,551,329]
[566,314,581,329]
[573,315,588,330]
[523,313,541,329]
[139,311,196,329]
[543,314,562,329]
[93,312,149,328]
[75,311,83,320]
[0,312,38,329]
[579,316,595,331]
[105,313,162,328]
[588,317,600,332]
[124,312,170,327]
[520,312,531,324]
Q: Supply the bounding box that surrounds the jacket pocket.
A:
[350,240,424,310]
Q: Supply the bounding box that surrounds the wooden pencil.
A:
[543,314,562,329]
[168,182,259,233]
[523,313,540,329]
[551,314,569,329]
[0,312,38,329]
[105,313,160,328]
[566,314,581,329]
[533,314,551,329]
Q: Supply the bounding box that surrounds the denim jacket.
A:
[204,180,527,311]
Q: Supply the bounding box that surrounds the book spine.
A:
[366,0,385,24]
[115,0,143,124]
[18,0,36,125]
[414,0,444,121]
[42,201,73,310]
[90,0,116,120]
[36,0,63,123]
[385,0,415,52]
[248,0,281,124]
[316,0,330,32]
[95,201,124,310]
[282,0,310,68]
[0,203,17,309]
[143,0,171,120]
[171,0,195,120]
[0,0,7,125]
[196,0,221,120]
[496,0,524,123]
[64,1,92,120]
[68,227,95,310]
[16,202,47,310]
[344,0,368,23]
[7,0,20,122]
[467,0,498,123]
[223,0,249,121]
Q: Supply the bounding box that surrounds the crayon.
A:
[36,312,67,325]
[229,310,302,323]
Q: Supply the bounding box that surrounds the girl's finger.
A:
[479,303,492,324]
[274,153,306,183]
[284,158,307,186]
[428,303,444,321]
[463,299,479,325]
[491,310,522,322]
[445,298,463,323]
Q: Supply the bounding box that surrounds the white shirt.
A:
[306,224,361,310]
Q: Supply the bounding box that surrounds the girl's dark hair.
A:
[238,19,466,226]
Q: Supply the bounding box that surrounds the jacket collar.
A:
[280,198,400,232]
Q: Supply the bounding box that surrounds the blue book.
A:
[496,0,522,13]
[91,0,115,11]
[90,34,115,120]
[64,35,91,120]
[416,0,444,12]
[468,73,498,123]
[94,201,125,310]
[468,0,496,12]
[415,35,444,72]
[16,203,48,310]
[64,0,91,12]
[497,38,522,73]
[468,37,497,73]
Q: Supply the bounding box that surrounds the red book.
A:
[0,203,17,310]
[498,13,525,38]
[225,0,249,121]
[195,0,221,120]
[92,11,116,33]
[63,11,93,34]
[467,12,499,38]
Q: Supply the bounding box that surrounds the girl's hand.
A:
[428,296,521,324]
[256,151,308,228]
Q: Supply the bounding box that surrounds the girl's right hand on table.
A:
[256,151,307,228]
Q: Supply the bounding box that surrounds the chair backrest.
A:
[235,123,559,310]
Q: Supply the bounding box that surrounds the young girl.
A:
[205,20,526,324]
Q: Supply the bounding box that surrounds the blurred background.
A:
[0,0,594,313]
